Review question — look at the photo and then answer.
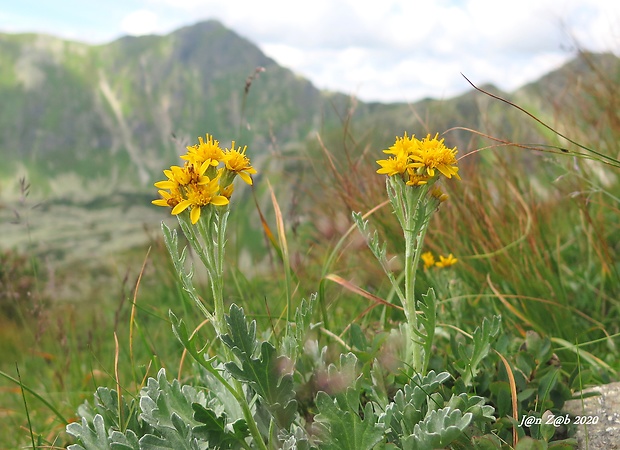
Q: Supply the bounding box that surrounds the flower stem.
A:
[402,183,432,374]
[195,356,267,450]
[212,207,229,334]
[403,221,421,373]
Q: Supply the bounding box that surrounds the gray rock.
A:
[564,382,620,449]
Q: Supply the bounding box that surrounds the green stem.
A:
[206,210,268,446]
[194,357,267,450]
[188,206,229,335]
[403,221,420,373]
[173,207,266,447]
[179,213,212,271]
[213,207,229,335]
[402,183,432,374]
[231,377,267,450]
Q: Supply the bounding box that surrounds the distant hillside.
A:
[0,19,617,190]
[0,20,360,187]
[513,52,620,154]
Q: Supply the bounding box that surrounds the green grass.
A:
[0,241,180,447]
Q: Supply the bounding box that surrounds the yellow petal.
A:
[197,176,211,186]
[198,160,211,176]
[238,171,253,185]
[172,200,191,215]
[211,195,230,206]
[154,180,177,189]
[437,166,459,179]
[152,199,169,207]
[190,206,201,224]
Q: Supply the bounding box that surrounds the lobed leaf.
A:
[221,304,298,429]
[407,407,472,449]
[379,370,451,444]
[416,287,437,374]
[140,369,204,431]
[161,222,214,322]
[109,430,140,450]
[352,211,405,304]
[192,403,249,449]
[66,415,111,450]
[454,316,502,385]
[313,391,384,450]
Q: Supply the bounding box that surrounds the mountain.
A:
[513,52,620,151]
[0,20,363,188]
[0,19,617,192]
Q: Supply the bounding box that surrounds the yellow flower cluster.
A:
[153,134,256,224]
[422,251,458,269]
[377,133,460,185]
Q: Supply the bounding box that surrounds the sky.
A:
[1,0,618,103]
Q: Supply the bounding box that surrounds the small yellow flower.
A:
[171,176,229,224]
[409,134,460,180]
[153,133,257,224]
[221,141,257,185]
[405,169,430,186]
[182,134,224,168]
[435,253,458,268]
[220,183,234,199]
[152,188,183,209]
[421,251,435,269]
[376,154,410,176]
[382,132,418,158]
[430,187,449,203]
[153,163,228,224]
[377,132,460,186]
[154,162,210,190]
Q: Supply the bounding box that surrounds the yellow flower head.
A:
[154,162,210,190]
[421,251,436,269]
[409,134,460,180]
[405,169,430,186]
[220,182,234,199]
[376,154,410,177]
[222,141,257,185]
[430,186,449,203]
[152,188,183,209]
[377,133,460,185]
[182,134,224,168]
[435,253,458,268]
[171,176,229,224]
[153,162,226,224]
[382,132,418,158]
[153,133,257,224]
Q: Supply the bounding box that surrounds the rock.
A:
[564,382,620,449]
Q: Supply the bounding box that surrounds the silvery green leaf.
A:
[313,392,384,450]
[66,414,111,450]
[454,316,502,385]
[221,304,298,429]
[409,407,472,449]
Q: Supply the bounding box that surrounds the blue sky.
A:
[1,0,618,102]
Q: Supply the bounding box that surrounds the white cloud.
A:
[261,0,619,101]
[121,9,159,36]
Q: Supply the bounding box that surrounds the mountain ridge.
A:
[0,20,617,191]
